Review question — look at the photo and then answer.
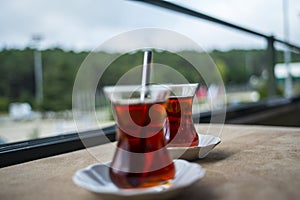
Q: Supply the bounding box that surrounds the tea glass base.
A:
[121,179,173,192]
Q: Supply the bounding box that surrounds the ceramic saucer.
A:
[167,134,221,160]
[73,159,205,200]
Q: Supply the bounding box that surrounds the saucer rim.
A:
[166,134,221,150]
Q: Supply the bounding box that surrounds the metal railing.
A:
[131,0,300,97]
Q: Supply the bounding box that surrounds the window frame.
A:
[0,125,116,168]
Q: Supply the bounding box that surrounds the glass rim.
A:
[159,83,198,88]
[103,85,171,104]
[160,83,199,98]
[104,84,173,93]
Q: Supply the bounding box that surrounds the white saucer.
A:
[167,134,221,160]
[73,159,205,200]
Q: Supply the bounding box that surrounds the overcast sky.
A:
[0,0,299,51]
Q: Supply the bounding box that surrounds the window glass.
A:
[0,0,299,144]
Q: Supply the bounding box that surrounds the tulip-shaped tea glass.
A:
[104,85,175,189]
[164,83,199,147]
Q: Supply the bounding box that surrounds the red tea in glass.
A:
[104,85,175,189]
[164,84,199,147]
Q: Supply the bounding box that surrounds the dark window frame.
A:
[0,125,116,168]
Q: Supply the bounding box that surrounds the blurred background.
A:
[0,0,300,144]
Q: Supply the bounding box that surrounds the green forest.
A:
[0,48,299,112]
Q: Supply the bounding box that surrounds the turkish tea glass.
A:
[164,83,199,147]
[104,85,175,189]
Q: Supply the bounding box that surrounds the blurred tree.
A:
[0,48,299,112]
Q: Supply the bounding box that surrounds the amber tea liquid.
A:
[110,101,175,189]
[165,96,199,147]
